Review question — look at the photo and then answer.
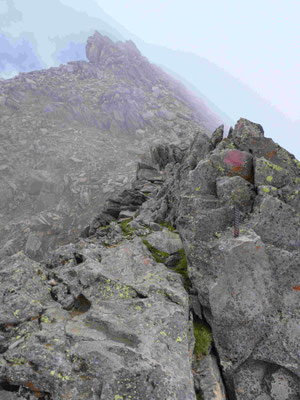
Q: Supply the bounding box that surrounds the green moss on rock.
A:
[142,239,170,263]
[193,321,212,358]
[160,221,176,232]
[119,219,136,238]
[173,248,191,291]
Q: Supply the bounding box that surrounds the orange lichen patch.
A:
[73,228,77,233]
[24,381,42,398]
[227,167,254,184]
[70,310,84,319]
[265,150,276,159]
[31,316,39,321]
[45,343,52,347]
[5,323,16,328]
[79,375,92,380]
[293,285,300,291]
[231,165,242,173]
[62,393,72,400]
[47,230,52,235]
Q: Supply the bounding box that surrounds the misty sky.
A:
[91,0,299,122]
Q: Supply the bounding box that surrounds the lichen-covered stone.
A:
[216,175,255,211]
[210,124,224,149]
[254,157,293,188]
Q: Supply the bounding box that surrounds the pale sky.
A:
[93,0,299,122]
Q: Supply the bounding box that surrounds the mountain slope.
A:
[0,118,299,400]
[2,0,298,160]
[0,32,222,260]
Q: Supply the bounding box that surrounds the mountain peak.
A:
[86,31,141,64]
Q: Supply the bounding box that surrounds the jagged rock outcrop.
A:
[135,117,300,399]
[0,115,298,399]
[0,31,223,261]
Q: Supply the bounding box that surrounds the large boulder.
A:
[0,236,196,400]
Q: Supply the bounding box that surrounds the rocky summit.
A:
[0,115,299,400]
[0,32,299,400]
[0,31,223,261]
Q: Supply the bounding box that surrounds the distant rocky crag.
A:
[0,31,223,261]
[0,118,299,400]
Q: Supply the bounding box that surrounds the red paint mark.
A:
[251,139,255,144]
[256,246,260,250]
[143,257,150,265]
[233,292,236,295]
[238,121,242,129]
[224,150,246,167]
[293,285,300,291]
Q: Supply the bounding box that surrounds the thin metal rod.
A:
[234,205,239,237]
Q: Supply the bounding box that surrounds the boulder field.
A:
[0,118,299,399]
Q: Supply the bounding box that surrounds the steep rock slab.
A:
[0,235,196,399]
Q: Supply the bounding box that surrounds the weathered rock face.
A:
[0,31,223,262]
[0,234,195,399]
[134,117,300,399]
[0,115,299,399]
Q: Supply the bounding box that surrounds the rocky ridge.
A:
[0,31,223,261]
[0,117,299,399]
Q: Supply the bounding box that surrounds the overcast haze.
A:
[0,0,299,157]
[89,0,299,122]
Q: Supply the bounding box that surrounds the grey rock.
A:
[267,368,300,400]
[25,232,42,259]
[118,209,136,219]
[146,229,183,254]
[210,124,224,148]
[255,156,294,188]
[0,237,195,399]
[232,117,264,139]
[0,392,21,400]
[216,175,255,211]
[193,354,227,400]
[142,118,300,399]
[149,222,162,231]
